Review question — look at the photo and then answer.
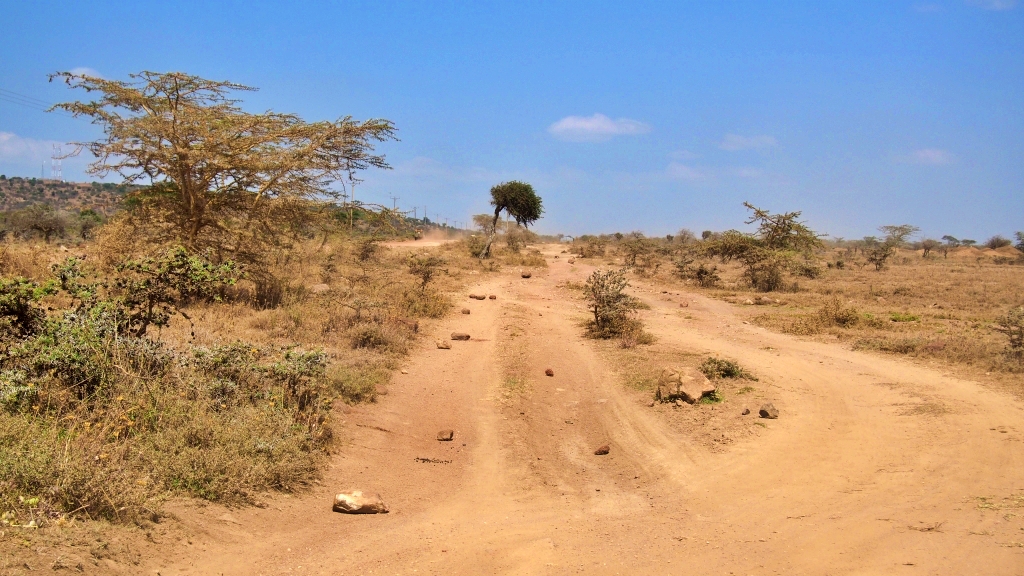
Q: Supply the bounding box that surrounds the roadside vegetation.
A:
[553,205,1024,387]
[0,70,495,529]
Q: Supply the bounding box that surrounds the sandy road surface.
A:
[150,247,1024,575]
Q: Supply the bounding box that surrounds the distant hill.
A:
[0,176,129,215]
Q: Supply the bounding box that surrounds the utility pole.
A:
[389,195,400,210]
[51,144,62,182]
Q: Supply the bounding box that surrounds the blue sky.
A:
[1,1,1021,240]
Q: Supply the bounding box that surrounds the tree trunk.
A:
[479,208,502,259]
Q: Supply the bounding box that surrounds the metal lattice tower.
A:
[51,144,63,182]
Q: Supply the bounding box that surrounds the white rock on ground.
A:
[333,491,389,514]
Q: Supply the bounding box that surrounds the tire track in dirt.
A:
[148,247,1024,575]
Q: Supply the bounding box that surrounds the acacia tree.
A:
[479,181,543,258]
[866,224,919,270]
[702,203,822,291]
[51,71,397,268]
[11,203,69,243]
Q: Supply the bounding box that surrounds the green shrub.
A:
[0,258,333,523]
[583,268,641,338]
[890,312,920,322]
[0,277,55,339]
[699,357,757,380]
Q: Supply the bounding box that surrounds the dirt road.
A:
[151,247,1024,575]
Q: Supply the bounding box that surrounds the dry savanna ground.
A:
[1,235,1023,575]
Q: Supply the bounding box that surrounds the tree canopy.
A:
[51,70,397,266]
[479,181,543,258]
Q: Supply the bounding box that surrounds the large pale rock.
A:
[333,491,388,514]
[759,403,779,419]
[451,332,471,341]
[436,340,451,349]
[655,367,716,404]
[309,283,331,294]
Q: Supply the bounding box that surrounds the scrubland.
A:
[0,226,546,534]
[569,233,1024,397]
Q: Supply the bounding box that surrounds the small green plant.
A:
[698,389,723,404]
[583,268,641,338]
[699,357,757,380]
[737,386,755,395]
[890,312,920,322]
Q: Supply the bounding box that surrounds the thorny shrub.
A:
[583,268,646,340]
[572,236,607,258]
[673,251,721,288]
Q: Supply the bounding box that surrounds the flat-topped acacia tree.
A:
[480,181,543,258]
[50,70,397,269]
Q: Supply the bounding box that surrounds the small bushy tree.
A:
[985,235,1011,249]
[702,203,821,291]
[867,224,919,271]
[583,268,639,337]
[406,253,446,291]
[920,238,940,258]
[479,181,543,258]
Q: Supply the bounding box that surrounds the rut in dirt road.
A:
[152,250,1024,575]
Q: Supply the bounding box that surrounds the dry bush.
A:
[780,296,860,335]
[0,227,471,525]
[703,248,1024,385]
[572,236,607,258]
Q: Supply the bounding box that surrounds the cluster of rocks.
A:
[654,366,781,419]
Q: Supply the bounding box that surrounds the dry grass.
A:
[0,231,479,526]
[633,247,1024,390]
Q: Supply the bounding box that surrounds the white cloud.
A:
[718,134,778,151]
[968,0,1017,10]
[665,162,707,181]
[906,148,955,165]
[68,67,103,78]
[548,113,651,142]
[0,132,59,160]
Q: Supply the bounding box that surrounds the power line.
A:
[0,88,53,107]
[0,87,75,118]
